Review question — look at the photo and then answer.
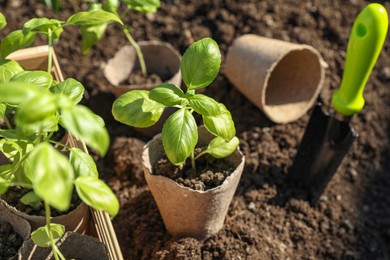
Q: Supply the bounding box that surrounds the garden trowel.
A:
[288,3,388,205]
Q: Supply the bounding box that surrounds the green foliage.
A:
[31,224,64,247]
[181,37,221,90]
[0,30,36,59]
[0,13,6,31]
[112,38,238,167]
[43,0,61,12]
[122,0,160,13]
[0,11,121,257]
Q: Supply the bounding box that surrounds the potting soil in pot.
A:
[1,0,389,259]
[0,221,24,259]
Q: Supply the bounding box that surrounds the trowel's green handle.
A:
[332,3,388,116]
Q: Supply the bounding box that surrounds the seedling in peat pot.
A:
[112,37,239,170]
[0,11,122,260]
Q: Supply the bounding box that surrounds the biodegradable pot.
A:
[143,127,245,240]
[104,40,182,96]
[14,232,109,260]
[225,34,326,123]
[2,200,91,233]
[0,202,31,260]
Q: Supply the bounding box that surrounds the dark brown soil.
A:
[1,0,390,259]
[124,70,164,86]
[154,149,234,191]
[2,187,81,217]
[0,221,24,259]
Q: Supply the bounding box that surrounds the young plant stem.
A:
[191,150,196,172]
[45,201,65,260]
[47,29,53,74]
[122,27,147,76]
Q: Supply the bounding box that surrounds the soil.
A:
[2,187,81,217]
[154,148,234,191]
[124,70,164,86]
[1,0,390,259]
[0,221,23,259]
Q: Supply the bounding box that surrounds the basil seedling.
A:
[113,37,239,169]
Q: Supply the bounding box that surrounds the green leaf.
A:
[23,18,63,39]
[51,78,85,104]
[11,70,53,89]
[31,224,65,248]
[0,82,40,106]
[0,30,36,59]
[75,176,119,218]
[17,115,59,136]
[0,176,10,196]
[60,105,109,156]
[0,13,7,31]
[181,37,221,90]
[79,3,108,54]
[15,93,58,124]
[103,0,119,15]
[0,103,6,120]
[149,83,184,106]
[66,10,123,26]
[201,136,239,159]
[24,143,74,211]
[188,94,220,116]
[0,59,25,83]
[69,148,98,178]
[20,190,42,206]
[122,0,160,13]
[162,108,197,165]
[44,0,61,12]
[0,164,12,180]
[80,23,107,54]
[203,103,236,141]
[112,90,165,128]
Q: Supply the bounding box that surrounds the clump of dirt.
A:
[0,221,24,259]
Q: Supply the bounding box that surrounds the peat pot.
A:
[142,127,245,240]
[15,231,109,260]
[225,34,326,123]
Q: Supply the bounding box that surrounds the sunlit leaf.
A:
[162,108,197,165]
[60,105,109,156]
[122,0,160,13]
[188,94,220,116]
[112,90,165,128]
[23,18,63,39]
[51,78,85,104]
[201,136,239,159]
[20,190,42,206]
[149,83,184,106]
[31,224,64,247]
[24,143,74,211]
[0,59,24,83]
[75,176,119,218]
[0,13,6,31]
[181,38,221,90]
[203,103,236,141]
[11,70,53,89]
[0,30,36,59]
[69,148,98,178]
[66,10,123,26]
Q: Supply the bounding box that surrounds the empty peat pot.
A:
[142,127,245,240]
[104,40,182,97]
[225,34,326,123]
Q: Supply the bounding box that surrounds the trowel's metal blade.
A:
[288,102,357,205]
